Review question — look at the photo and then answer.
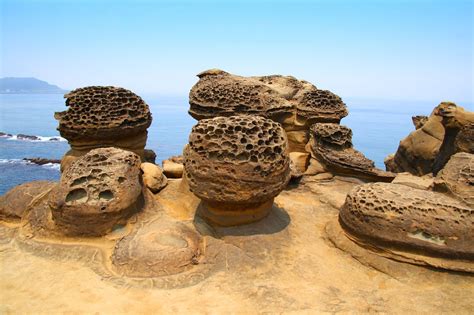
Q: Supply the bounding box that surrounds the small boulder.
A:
[140,162,167,193]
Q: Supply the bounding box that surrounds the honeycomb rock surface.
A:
[340,183,474,260]
[49,147,143,236]
[55,86,152,140]
[435,152,474,207]
[189,69,348,153]
[112,219,201,277]
[0,181,56,222]
[184,115,290,225]
[308,123,394,182]
[55,86,152,170]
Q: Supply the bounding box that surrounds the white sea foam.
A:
[0,158,60,170]
[1,133,66,142]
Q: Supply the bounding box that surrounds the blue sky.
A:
[1,0,472,102]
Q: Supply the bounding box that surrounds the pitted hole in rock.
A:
[117,177,126,183]
[408,230,446,246]
[98,190,114,201]
[65,188,88,204]
[71,177,88,186]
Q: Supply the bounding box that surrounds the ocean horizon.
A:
[1,93,472,195]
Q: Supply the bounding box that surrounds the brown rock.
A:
[434,152,474,207]
[111,219,201,277]
[308,123,394,182]
[391,172,434,190]
[140,162,167,193]
[0,181,56,222]
[386,102,474,175]
[183,115,290,226]
[412,115,428,129]
[188,69,348,155]
[143,149,157,164]
[340,182,473,260]
[55,86,152,170]
[49,147,144,236]
[289,152,310,174]
[162,156,184,178]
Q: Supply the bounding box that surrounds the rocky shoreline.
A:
[0,69,472,313]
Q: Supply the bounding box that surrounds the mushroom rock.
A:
[183,115,291,226]
[49,147,144,236]
[339,182,473,269]
[307,123,394,182]
[162,155,184,178]
[140,162,168,193]
[188,69,348,154]
[434,152,474,207]
[54,86,152,171]
[0,181,56,222]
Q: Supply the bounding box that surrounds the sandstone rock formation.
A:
[183,115,291,226]
[434,152,474,207]
[307,123,394,182]
[140,162,167,193]
[54,86,152,171]
[339,183,473,262]
[385,102,473,175]
[49,147,144,236]
[112,219,201,277]
[162,155,184,178]
[189,69,348,154]
[0,181,56,222]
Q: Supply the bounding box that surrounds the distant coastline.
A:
[0,77,68,94]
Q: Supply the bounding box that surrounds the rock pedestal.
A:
[183,115,291,226]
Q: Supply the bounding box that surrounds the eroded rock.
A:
[386,102,473,175]
[307,123,394,182]
[0,181,56,222]
[340,183,474,261]
[184,115,291,226]
[55,86,152,171]
[49,147,144,236]
[434,152,474,207]
[112,219,201,277]
[162,156,184,178]
[141,162,167,193]
[189,69,348,154]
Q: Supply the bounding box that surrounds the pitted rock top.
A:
[340,182,474,259]
[189,69,347,126]
[184,115,291,204]
[55,86,152,140]
[311,123,353,148]
[49,147,143,236]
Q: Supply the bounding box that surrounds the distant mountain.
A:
[0,77,68,94]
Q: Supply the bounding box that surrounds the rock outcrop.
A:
[339,182,473,260]
[434,152,474,207]
[0,181,56,222]
[162,155,184,178]
[55,86,152,171]
[183,115,291,226]
[140,162,167,193]
[385,102,473,175]
[49,147,144,236]
[307,123,394,182]
[112,219,201,277]
[189,69,348,154]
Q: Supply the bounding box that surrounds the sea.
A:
[0,94,472,195]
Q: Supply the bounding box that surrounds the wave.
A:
[0,158,61,170]
[0,132,66,142]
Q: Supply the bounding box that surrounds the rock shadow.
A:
[193,202,291,238]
